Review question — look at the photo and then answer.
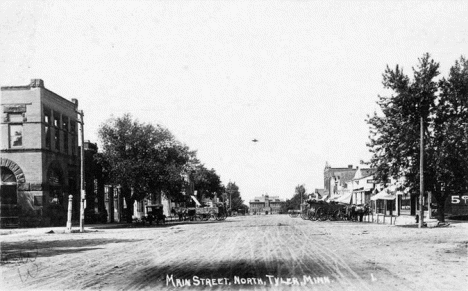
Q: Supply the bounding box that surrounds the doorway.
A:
[1,167,19,227]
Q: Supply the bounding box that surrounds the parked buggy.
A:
[141,205,166,225]
[288,209,301,218]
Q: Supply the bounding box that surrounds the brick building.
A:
[1,79,81,227]
[323,162,357,199]
[249,194,285,215]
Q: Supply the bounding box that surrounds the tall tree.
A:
[366,54,468,221]
[225,182,247,213]
[192,164,224,202]
[98,114,191,221]
[431,56,468,218]
[281,184,307,213]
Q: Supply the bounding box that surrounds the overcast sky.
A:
[1,1,467,202]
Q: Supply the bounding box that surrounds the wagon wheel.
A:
[337,210,346,221]
[307,209,316,221]
[300,210,307,220]
[316,208,327,221]
[209,211,216,221]
[289,212,294,218]
[329,210,339,221]
[312,208,319,221]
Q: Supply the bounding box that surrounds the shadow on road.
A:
[1,238,141,264]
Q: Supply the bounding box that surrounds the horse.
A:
[350,204,370,222]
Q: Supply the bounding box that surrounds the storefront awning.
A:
[353,187,372,192]
[335,192,353,204]
[371,185,397,201]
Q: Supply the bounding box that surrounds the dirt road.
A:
[1,215,467,290]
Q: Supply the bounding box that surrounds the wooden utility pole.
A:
[419,116,424,228]
[79,110,85,232]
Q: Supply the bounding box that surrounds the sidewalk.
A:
[0,223,115,236]
[0,217,226,236]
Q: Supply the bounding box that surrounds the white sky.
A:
[1,1,467,202]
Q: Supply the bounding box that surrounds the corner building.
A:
[1,79,81,227]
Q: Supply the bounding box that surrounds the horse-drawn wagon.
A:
[293,195,371,222]
[300,199,358,221]
[175,203,227,221]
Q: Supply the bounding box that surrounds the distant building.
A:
[323,162,357,199]
[249,194,285,215]
[1,79,81,227]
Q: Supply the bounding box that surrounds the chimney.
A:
[348,165,353,169]
[30,79,44,88]
[72,98,79,108]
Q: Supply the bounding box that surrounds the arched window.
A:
[1,167,17,205]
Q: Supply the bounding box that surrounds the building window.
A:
[54,128,60,151]
[53,113,60,128]
[44,109,51,148]
[62,116,68,131]
[54,113,60,151]
[9,124,23,147]
[70,121,76,156]
[63,116,69,154]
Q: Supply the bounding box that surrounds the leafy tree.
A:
[280,184,308,213]
[225,182,247,213]
[192,164,224,202]
[366,54,468,221]
[431,56,468,218]
[98,114,191,221]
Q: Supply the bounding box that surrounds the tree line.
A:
[281,184,307,213]
[285,54,466,222]
[95,113,246,221]
[366,54,468,221]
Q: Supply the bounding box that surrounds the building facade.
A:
[348,167,376,205]
[323,163,357,199]
[249,194,285,215]
[1,79,81,227]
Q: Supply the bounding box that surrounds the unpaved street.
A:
[1,215,467,291]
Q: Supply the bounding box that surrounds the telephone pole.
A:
[79,110,86,232]
[419,116,424,228]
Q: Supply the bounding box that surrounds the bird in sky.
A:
[252,139,258,142]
